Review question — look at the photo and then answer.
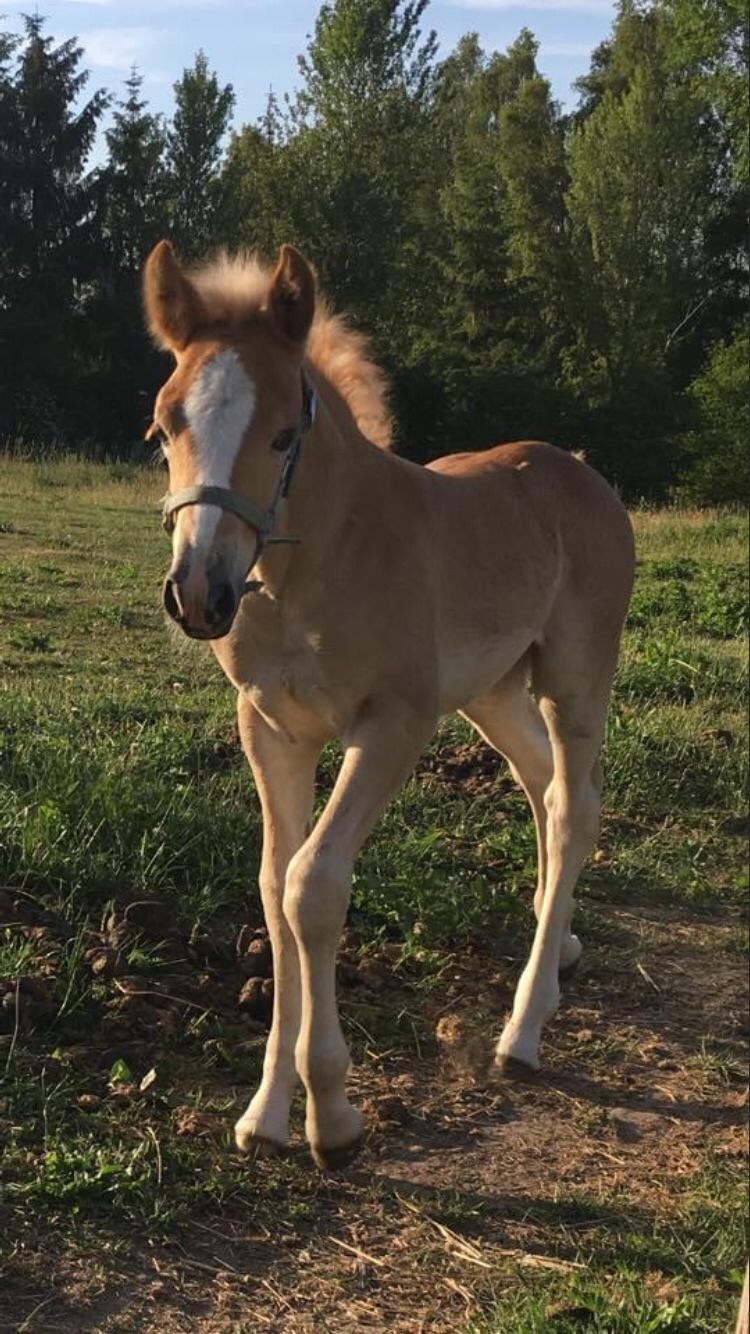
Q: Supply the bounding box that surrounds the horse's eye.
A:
[272,427,297,454]
[146,422,169,450]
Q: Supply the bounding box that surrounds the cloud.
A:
[60,0,270,8]
[451,0,614,11]
[79,26,164,70]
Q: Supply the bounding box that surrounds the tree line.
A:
[0,1,746,500]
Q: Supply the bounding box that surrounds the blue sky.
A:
[7,0,617,141]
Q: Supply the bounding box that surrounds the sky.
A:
[6,0,618,143]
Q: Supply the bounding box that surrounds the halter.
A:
[161,369,317,595]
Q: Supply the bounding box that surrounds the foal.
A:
[144,240,635,1168]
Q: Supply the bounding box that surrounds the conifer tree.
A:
[104,67,167,277]
[166,51,234,260]
[0,16,107,441]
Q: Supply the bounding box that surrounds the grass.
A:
[0,457,747,1332]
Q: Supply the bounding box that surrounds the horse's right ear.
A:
[143,241,204,352]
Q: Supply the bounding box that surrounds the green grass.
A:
[0,467,745,933]
[0,460,747,1331]
[467,1164,748,1333]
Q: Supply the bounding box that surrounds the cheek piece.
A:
[160,369,317,596]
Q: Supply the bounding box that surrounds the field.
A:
[0,457,747,1333]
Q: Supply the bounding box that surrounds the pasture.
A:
[0,457,747,1332]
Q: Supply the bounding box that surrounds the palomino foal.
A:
[144,240,635,1168]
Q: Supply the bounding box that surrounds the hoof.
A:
[495,1053,539,1081]
[235,1126,287,1159]
[559,957,580,981]
[310,1132,366,1173]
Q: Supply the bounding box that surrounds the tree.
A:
[74,69,170,450]
[289,0,438,324]
[166,51,234,260]
[494,54,570,346]
[662,0,748,185]
[0,0,744,491]
[574,0,661,118]
[0,15,108,443]
[296,0,437,123]
[680,327,749,503]
[0,25,19,276]
[410,30,578,456]
[104,67,167,276]
[219,93,296,257]
[573,0,747,363]
[220,0,441,451]
[567,68,711,386]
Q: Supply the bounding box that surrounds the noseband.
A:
[161,369,317,595]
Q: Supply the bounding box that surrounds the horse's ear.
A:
[268,245,315,344]
[143,240,204,352]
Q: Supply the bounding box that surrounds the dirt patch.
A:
[416,741,516,798]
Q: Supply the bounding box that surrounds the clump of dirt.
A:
[435,1011,491,1083]
[0,975,56,1032]
[0,887,390,1054]
[416,740,515,797]
[238,975,274,1021]
[235,924,272,977]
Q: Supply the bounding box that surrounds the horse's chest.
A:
[238,642,341,744]
[213,599,347,741]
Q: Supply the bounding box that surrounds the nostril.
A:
[163,576,184,623]
[208,580,236,628]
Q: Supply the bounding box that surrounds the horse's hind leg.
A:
[495,642,617,1075]
[462,659,582,975]
[234,696,320,1155]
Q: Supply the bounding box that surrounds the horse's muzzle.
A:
[163,565,238,640]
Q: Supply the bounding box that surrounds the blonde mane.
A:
[189,253,393,451]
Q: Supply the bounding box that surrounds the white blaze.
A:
[183,349,256,549]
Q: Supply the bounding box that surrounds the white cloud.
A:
[452,0,614,11]
[79,26,164,70]
[67,0,267,7]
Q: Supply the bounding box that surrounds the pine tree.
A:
[0,26,19,283]
[77,68,169,451]
[0,16,108,442]
[166,51,234,260]
[104,67,167,276]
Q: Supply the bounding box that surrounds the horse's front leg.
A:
[283,700,434,1170]
[234,695,320,1155]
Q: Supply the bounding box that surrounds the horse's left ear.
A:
[268,245,315,344]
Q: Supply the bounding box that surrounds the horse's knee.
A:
[284,845,351,946]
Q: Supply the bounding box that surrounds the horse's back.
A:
[424,439,634,689]
[429,439,621,518]
[428,438,634,598]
